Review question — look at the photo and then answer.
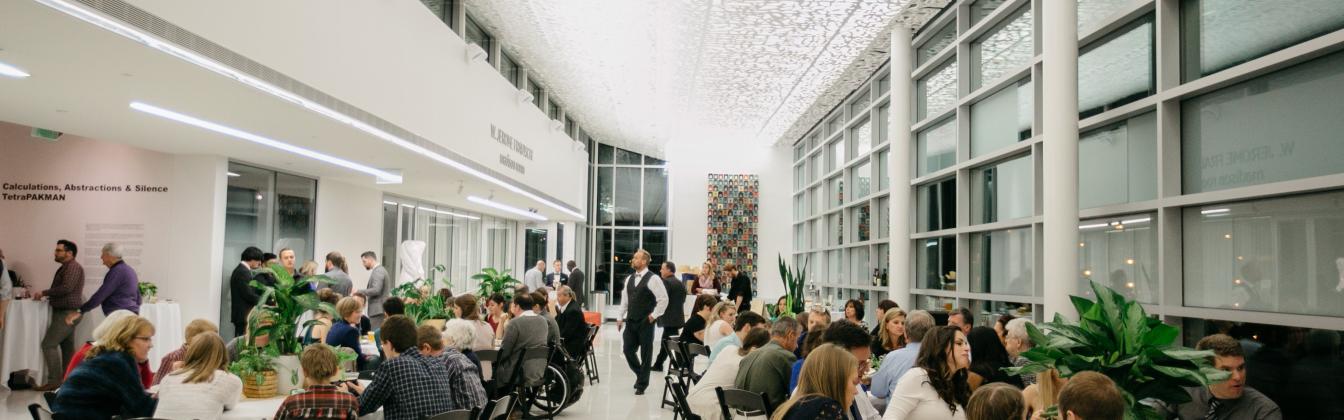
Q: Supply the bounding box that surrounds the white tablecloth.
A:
[225,380,381,420]
[141,302,183,372]
[0,299,52,385]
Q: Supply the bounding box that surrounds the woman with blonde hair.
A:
[686,327,771,420]
[693,261,719,294]
[871,308,908,357]
[1021,369,1067,420]
[154,333,243,420]
[304,288,341,345]
[770,344,859,420]
[702,301,738,348]
[53,315,158,419]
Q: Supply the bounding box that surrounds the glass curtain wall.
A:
[220,163,316,338]
[586,138,670,311]
[381,195,515,295]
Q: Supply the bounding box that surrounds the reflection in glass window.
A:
[1184,190,1344,317]
[499,52,520,87]
[1078,214,1157,304]
[877,198,890,239]
[851,119,872,159]
[967,299,1035,326]
[1079,112,1156,208]
[918,59,958,121]
[1078,0,1136,35]
[850,246,870,285]
[1182,50,1344,193]
[613,167,640,226]
[968,0,1009,26]
[828,115,845,136]
[853,161,871,201]
[878,105,890,145]
[596,167,613,225]
[528,79,544,109]
[973,155,1034,224]
[917,178,957,232]
[794,194,805,220]
[831,140,845,172]
[812,186,824,217]
[918,24,958,67]
[970,228,1033,296]
[1181,0,1344,80]
[917,237,957,290]
[642,168,667,226]
[877,150,890,191]
[917,119,957,176]
[1078,18,1154,118]
[850,91,872,118]
[829,176,844,209]
[828,214,844,246]
[464,15,493,63]
[615,147,641,165]
[794,164,805,189]
[970,79,1033,158]
[645,155,666,166]
[853,203,871,242]
[972,7,1033,90]
[597,143,613,164]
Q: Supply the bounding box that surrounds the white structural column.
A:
[1041,0,1081,319]
[888,24,914,310]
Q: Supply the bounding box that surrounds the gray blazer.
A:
[324,267,353,296]
[497,314,557,387]
[360,265,390,316]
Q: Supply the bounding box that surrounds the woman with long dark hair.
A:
[882,326,972,420]
[966,326,1024,390]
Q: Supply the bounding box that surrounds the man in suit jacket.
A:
[554,286,588,359]
[616,249,668,395]
[497,293,557,391]
[545,260,568,288]
[230,246,265,337]
[359,251,391,329]
[566,260,586,308]
[652,261,687,371]
[323,251,353,296]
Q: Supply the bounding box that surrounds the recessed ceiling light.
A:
[468,195,547,221]
[131,101,402,184]
[0,60,31,78]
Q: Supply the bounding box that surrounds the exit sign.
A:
[31,127,62,141]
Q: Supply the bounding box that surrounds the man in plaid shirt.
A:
[275,344,360,420]
[342,315,453,420]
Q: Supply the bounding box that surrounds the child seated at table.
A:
[273,344,359,420]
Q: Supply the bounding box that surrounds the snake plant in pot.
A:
[775,255,808,317]
[1006,280,1230,420]
[248,263,338,394]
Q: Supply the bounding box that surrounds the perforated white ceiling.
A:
[464,0,947,154]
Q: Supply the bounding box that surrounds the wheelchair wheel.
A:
[526,363,570,417]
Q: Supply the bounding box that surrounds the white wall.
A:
[665,130,793,303]
[165,155,227,325]
[313,178,384,292]
[124,0,588,213]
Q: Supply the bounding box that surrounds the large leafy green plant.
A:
[249,263,339,355]
[1007,280,1229,420]
[391,265,454,325]
[776,255,808,317]
[473,267,520,300]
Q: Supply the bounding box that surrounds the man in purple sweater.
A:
[67,242,142,326]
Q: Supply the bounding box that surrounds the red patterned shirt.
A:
[273,384,360,420]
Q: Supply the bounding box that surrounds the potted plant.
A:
[1007,280,1230,420]
[249,263,338,395]
[391,265,454,328]
[472,267,521,301]
[229,342,279,398]
[138,281,158,303]
[776,255,808,317]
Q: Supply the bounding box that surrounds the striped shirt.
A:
[438,349,488,411]
[358,348,454,420]
[273,384,360,420]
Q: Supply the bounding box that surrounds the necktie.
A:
[1204,399,1221,420]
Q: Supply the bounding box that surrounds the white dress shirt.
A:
[620,268,669,321]
[523,268,545,291]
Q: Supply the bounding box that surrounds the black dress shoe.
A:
[635,388,646,395]
[651,365,664,372]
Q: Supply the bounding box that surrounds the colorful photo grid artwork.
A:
[707,174,759,289]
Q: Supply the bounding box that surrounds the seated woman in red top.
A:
[63,309,154,389]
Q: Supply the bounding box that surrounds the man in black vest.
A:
[652,261,686,372]
[616,249,668,395]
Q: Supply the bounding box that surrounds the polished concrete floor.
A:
[3,323,677,419]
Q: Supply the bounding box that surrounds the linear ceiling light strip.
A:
[35,0,583,220]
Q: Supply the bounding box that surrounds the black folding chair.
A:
[28,404,53,420]
[479,394,515,420]
[660,337,686,409]
[427,408,479,420]
[715,386,773,420]
[42,392,56,409]
[684,342,709,383]
[583,324,600,385]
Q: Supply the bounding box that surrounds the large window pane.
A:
[812,186,824,217]
[613,230,639,304]
[614,168,640,226]
[596,229,613,298]
[1079,214,1156,303]
[850,92,872,118]
[878,105,890,144]
[917,178,957,232]
[852,161,871,201]
[1182,0,1344,81]
[828,212,845,246]
[967,299,1036,326]
[852,203,871,242]
[917,237,957,290]
[918,24,957,67]
[1079,111,1156,208]
[1182,50,1344,193]
[877,150,890,191]
[968,0,1009,27]
[918,59,958,121]
[598,143,614,164]
[642,168,667,226]
[876,197,890,239]
[830,140,845,172]
[1178,319,1343,419]
[970,228,1033,296]
[972,7,1033,90]
[850,119,872,159]
[529,80,544,109]
[809,153,822,182]
[1184,190,1344,317]
[972,155,1034,224]
[850,246,870,286]
[829,176,844,209]
[1078,0,1137,35]
[596,167,613,225]
[970,79,1033,158]
[499,52,520,86]
[1079,18,1154,118]
[274,172,316,262]
[464,15,493,62]
[615,147,641,165]
[917,119,957,176]
[641,230,668,268]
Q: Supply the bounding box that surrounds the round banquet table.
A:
[225,380,381,420]
[1,299,52,386]
[141,301,183,372]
